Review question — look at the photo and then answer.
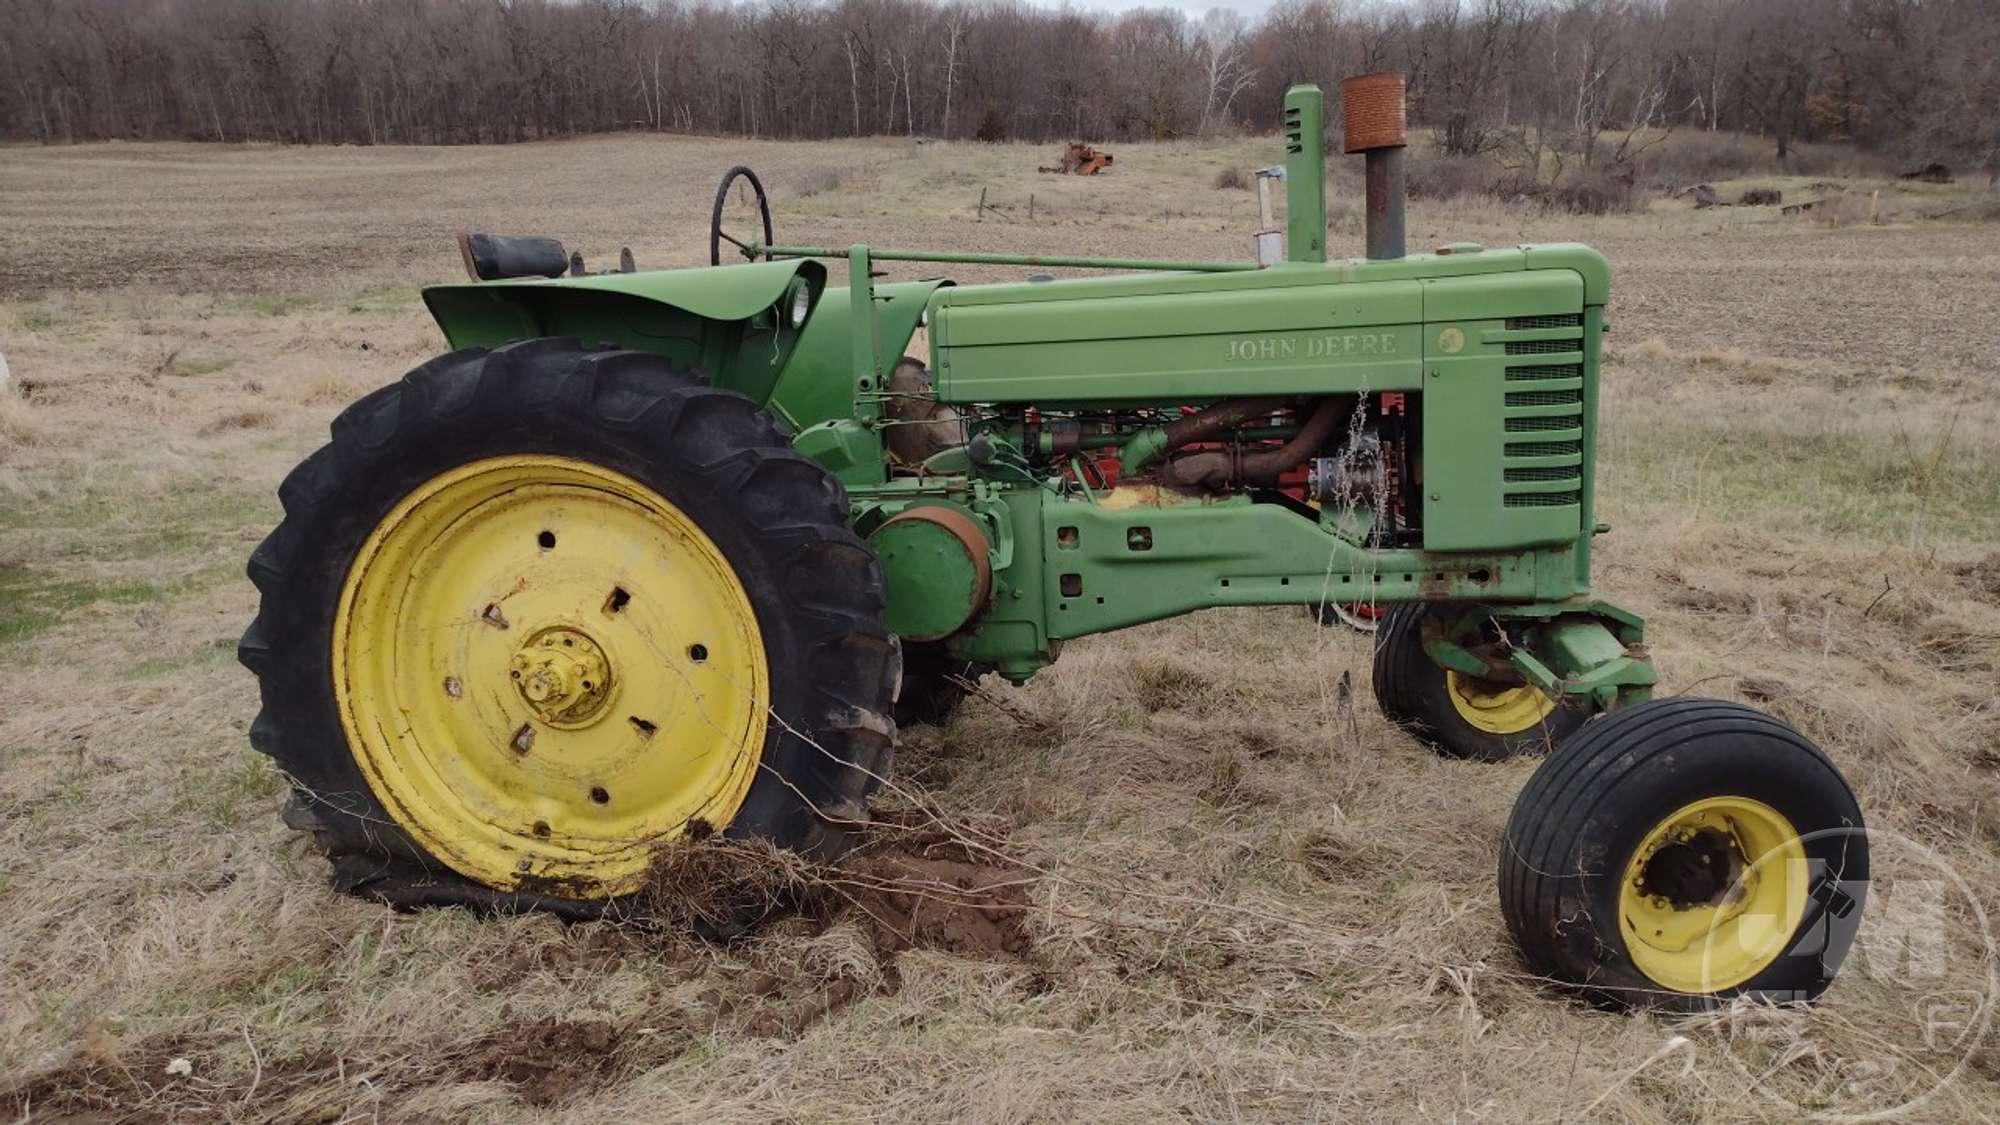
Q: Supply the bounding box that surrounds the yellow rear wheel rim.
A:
[333,455,768,897]
[1445,670,1556,735]
[1619,796,1807,993]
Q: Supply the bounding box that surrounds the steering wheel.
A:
[710,166,773,265]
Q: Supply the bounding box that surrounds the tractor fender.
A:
[420,259,826,407]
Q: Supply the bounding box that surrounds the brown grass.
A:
[1,131,1997,1121]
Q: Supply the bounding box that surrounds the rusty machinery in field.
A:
[1038,142,1114,175]
[242,73,1866,1011]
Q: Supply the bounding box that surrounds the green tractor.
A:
[241,73,1866,1011]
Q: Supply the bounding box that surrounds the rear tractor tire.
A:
[1372,603,1585,761]
[239,338,901,912]
[1499,698,1867,1011]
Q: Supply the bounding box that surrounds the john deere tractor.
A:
[242,74,1866,1010]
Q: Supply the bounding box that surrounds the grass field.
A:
[2,133,1998,1122]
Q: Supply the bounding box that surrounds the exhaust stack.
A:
[1340,72,1407,261]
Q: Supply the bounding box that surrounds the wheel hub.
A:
[509,626,614,727]
[1618,796,1807,992]
[332,455,770,897]
[1445,669,1555,735]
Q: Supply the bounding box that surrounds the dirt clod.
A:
[624,815,1037,1040]
[833,850,1035,961]
[467,1018,621,1107]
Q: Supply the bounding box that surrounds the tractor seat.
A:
[456,230,569,281]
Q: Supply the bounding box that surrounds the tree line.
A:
[3,0,1996,169]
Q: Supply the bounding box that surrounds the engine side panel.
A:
[931,272,1424,405]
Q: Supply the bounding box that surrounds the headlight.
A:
[788,283,812,328]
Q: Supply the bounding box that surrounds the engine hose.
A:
[1117,396,1293,476]
[1161,395,1353,492]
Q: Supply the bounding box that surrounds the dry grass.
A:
[1,131,1998,1122]
[0,391,47,461]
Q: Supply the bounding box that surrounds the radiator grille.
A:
[1507,362,1579,381]
[1506,389,1582,408]
[1505,339,1580,355]
[1500,312,1587,516]
[1504,491,1582,508]
[1506,313,1582,330]
[1505,440,1581,457]
[1505,466,1582,483]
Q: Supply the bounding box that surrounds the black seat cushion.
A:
[456,230,568,281]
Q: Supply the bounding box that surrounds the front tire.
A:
[239,338,900,911]
[1372,603,1584,761]
[1498,698,1868,1011]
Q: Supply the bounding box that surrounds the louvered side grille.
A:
[1505,314,1582,330]
[1505,389,1582,407]
[1505,339,1578,355]
[1507,362,1579,381]
[1505,416,1578,433]
[1506,440,1581,457]
[1501,316,1587,513]
[1504,465,1581,481]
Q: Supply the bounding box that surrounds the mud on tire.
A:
[238,338,901,914]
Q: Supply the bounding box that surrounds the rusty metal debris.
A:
[1038,143,1113,175]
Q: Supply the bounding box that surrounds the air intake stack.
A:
[1280,85,1326,264]
[1340,72,1408,261]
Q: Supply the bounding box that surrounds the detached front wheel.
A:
[1499,698,1868,1010]
[239,339,900,910]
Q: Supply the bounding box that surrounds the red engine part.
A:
[1061,393,1410,502]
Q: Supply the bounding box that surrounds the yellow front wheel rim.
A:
[1445,670,1556,735]
[333,455,769,897]
[1619,796,1807,993]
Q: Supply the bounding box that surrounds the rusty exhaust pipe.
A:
[1341,72,1407,261]
[1161,396,1356,492]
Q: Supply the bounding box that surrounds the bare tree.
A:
[1417,0,1523,157]
[0,0,1992,172]
[937,4,965,138]
[1198,9,1255,134]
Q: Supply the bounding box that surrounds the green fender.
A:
[768,279,952,432]
[420,259,825,406]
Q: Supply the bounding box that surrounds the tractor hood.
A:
[421,259,826,407]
